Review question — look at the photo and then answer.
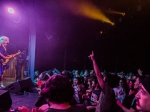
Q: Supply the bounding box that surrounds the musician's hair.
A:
[0,36,9,43]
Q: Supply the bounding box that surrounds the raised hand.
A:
[137,68,143,76]
[88,51,95,61]
[88,51,104,89]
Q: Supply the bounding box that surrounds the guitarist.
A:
[15,53,26,81]
[0,36,12,88]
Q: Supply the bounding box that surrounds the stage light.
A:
[7,7,21,23]
[8,8,14,13]
[100,31,103,34]
[122,13,125,16]
[109,10,125,16]
[63,1,114,25]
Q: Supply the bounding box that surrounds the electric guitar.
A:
[1,51,21,65]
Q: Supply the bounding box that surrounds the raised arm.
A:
[89,51,104,89]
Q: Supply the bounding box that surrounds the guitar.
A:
[1,51,21,65]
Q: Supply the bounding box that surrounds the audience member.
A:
[35,72,49,107]
[41,74,87,112]
[33,71,40,86]
[113,78,126,103]
[135,75,150,112]
[73,77,85,103]
[123,79,136,108]
[18,74,87,112]
[89,51,119,112]
[116,76,145,112]
[83,77,101,111]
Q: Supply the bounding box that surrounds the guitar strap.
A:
[2,44,8,56]
[2,44,9,70]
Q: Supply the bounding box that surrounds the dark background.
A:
[0,0,150,74]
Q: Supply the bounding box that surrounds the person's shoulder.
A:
[103,82,112,92]
[71,105,87,112]
[44,105,87,112]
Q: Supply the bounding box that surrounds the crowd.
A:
[1,51,150,112]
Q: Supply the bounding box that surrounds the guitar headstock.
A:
[18,50,21,53]
[17,50,21,55]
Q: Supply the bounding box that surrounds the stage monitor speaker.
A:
[4,77,34,94]
[0,90,12,111]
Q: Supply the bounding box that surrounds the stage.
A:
[0,78,39,111]
[2,78,15,87]
[8,92,38,111]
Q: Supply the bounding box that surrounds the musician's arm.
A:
[0,53,12,59]
[0,53,6,59]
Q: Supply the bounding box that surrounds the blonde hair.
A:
[0,36,9,44]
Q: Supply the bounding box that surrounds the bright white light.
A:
[8,8,14,13]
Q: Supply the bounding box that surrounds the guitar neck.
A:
[13,53,20,57]
[10,52,21,57]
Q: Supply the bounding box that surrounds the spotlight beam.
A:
[109,10,125,16]
[63,1,114,25]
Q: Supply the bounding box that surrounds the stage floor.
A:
[0,77,39,111]
[1,76,30,87]
[2,77,16,87]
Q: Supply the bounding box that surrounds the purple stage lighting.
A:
[8,8,14,13]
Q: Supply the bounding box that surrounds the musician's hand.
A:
[6,55,13,59]
[5,57,9,59]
